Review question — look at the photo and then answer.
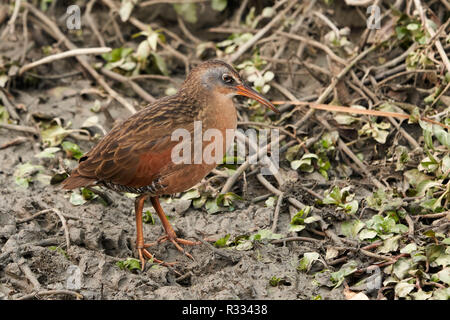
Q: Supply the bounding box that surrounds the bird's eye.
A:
[222,74,235,85]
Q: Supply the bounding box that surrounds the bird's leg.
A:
[149,196,201,260]
[134,194,175,270]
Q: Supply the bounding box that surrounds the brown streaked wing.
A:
[75,95,197,188]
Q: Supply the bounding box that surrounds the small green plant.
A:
[214,234,230,248]
[14,162,48,189]
[269,276,281,287]
[61,141,84,160]
[288,206,320,232]
[49,246,69,259]
[322,185,359,215]
[116,258,141,271]
[289,131,337,179]
[143,210,155,224]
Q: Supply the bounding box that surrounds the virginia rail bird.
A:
[62,60,278,269]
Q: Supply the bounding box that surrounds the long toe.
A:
[138,247,177,270]
[170,237,202,261]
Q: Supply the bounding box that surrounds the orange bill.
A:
[236,84,279,113]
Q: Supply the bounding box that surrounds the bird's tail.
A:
[61,169,96,189]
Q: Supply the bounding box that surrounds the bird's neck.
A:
[203,91,237,133]
[180,86,237,132]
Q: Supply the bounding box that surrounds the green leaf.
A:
[211,0,227,11]
[143,210,155,224]
[214,234,230,248]
[285,144,301,162]
[406,23,419,31]
[61,141,84,160]
[298,252,320,272]
[359,229,378,240]
[116,258,141,271]
[263,71,275,82]
[437,267,450,285]
[235,239,253,251]
[40,124,71,147]
[410,289,433,300]
[395,281,415,298]
[426,244,445,264]
[343,199,359,214]
[378,235,402,254]
[35,147,60,159]
[400,243,418,254]
[250,229,282,241]
[265,196,276,208]
[14,162,44,188]
[205,198,222,214]
[181,189,200,200]
[81,188,96,201]
[70,191,86,206]
[147,32,160,52]
[48,246,69,259]
[304,216,321,224]
[433,124,450,148]
[322,186,342,205]
[269,276,281,287]
[393,257,414,280]
[50,172,68,185]
[217,192,242,207]
[193,195,207,208]
[0,75,9,88]
[431,287,450,300]
[340,219,365,239]
[135,40,151,61]
[330,260,358,288]
[35,173,51,186]
[151,52,169,76]
[289,224,306,232]
[334,114,358,125]
[0,105,9,122]
[290,153,318,172]
[262,7,275,18]
[291,208,309,223]
[433,253,450,268]
[358,122,391,144]
[366,189,405,213]
[119,0,137,22]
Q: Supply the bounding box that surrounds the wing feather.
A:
[64,95,197,189]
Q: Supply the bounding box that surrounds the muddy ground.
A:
[0,78,346,300]
[0,68,353,300]
[1,0,448,301]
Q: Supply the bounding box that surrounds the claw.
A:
[137,246,177,271]
[145,235,201,261]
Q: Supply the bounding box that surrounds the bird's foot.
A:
[136,245,177,271]
[147,235,202,261]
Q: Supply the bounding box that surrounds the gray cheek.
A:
[201,69,223,89]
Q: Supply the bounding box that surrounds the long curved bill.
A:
[236,84,279,113]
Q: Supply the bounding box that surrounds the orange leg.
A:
[135,194,171,270]
[134,195,200,270]
[149,196,201,259]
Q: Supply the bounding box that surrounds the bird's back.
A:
[61,94,199,190]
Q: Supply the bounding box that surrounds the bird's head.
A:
[182,59,279,113]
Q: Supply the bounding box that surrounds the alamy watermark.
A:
[66,265,81,290]
[366,265,382,292]
[66,5,81,30]
[367,5,381,30]
[170,121,279,176]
